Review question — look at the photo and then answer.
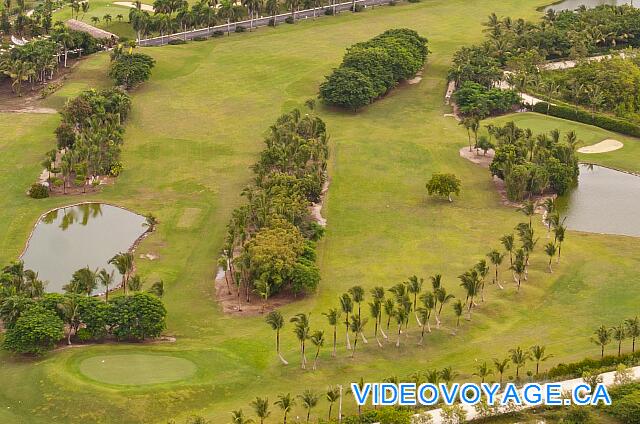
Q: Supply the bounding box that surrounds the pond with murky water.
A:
[559,164,640,237]
[21,203,147,294]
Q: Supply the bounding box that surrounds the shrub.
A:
[193,36,207,41]
[235,25,246,32]
[408,0,421,3]
[212,30,224,37]
[167,38,187,45]
[319,67,376,110]
[352,3,364,12]
[532,102,640,138]
[453,81,520,117]
[109,52,156,89]
[28,183,49,199]
[607,391,640,424]
[324,8,334,15]
[548,351,640,379]
[268,18,276,25]
[285,16,294,24]
[3,305,64,355]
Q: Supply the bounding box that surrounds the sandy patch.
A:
[578,139,623,154]
[113,1,154,11]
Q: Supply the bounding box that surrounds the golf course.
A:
[2,0,640,422]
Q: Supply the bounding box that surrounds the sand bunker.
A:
[113,2,154,12]
[578,139,623,154]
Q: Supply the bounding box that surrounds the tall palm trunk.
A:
[332,326,337,357]
[396,322,402,347]
[345,314,351,349]
[277,330,288,365]
[351,335,358,358]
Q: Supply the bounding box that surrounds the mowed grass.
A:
[487,112,640,174]
[78,354,197,385]
[52,0,138,39]
[1,1,640,423]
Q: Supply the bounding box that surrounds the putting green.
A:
[79,354,197,385]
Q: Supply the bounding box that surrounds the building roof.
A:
[65,19,119,40]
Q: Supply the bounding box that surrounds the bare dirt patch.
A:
[578,139,623,154]
[215,269,306,317]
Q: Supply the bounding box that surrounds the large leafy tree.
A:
[3,305,64,355]
[426,173,461,202]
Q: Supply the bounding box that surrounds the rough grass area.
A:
[1,0,639,423]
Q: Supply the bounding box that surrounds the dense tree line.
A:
[0,260,166,355]
[221,105,328,310]
[452,81,520,118]
[319,28,429,110]
[448,5,640,118]
[487,121,579,201]
[1,23,99,97]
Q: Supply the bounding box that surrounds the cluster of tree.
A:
[221,105,328,311]
[536,57,640,122]
[39,88,132,194]
[264,206,568,372]
[0,260,166,355]
[0,0,62,38]
[448,5,640,116]
[487,121,579,200]
[1,24,99,96]
[452,81,520,118]
[319,28,429,110]
[591,317,640,359]
[109,45,156,89]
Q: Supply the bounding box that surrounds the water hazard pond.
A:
[559,164,640,237]
[21,203,147,294]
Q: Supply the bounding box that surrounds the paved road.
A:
[138,0,394,46]
[414,366,640,423]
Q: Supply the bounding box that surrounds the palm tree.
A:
[500,233,515,266]
[458,269,481,319]
[530,345,552,375]
[250,397,270,424]
[290,313,310,369]
[2,59,34,96]
[284,0,300,21]
[493,358,510,385]
[298,390,319,424]
[625,317,640,353]
[310,330,325,370]
[348,286,367,343]
[383,298,395,332]
[322,308,340,357]
[90,16,100,24]
[611,324,627,357]
[434,286,454,327]
[475,259,489,302]
[544,242,557,272]
[592,325,612,359]
[349,315,367,358]
[511,255,526,292]
[230,409,254,424]
[553,224,566,263]
[217,0,240,36]
[325,386,340,421]
[58,295,80,345]
[406,275,423,325]
[109,252,134,294]
[369,300,383,347]
[419,291,435,334]
[440,366,458,385]
[97,268,114,301]
[487,249,505,289]
[473,361,493,383]
[265,0,278,25]
[509,346,530,379]
[339,293,353,350]
[394,307,407,347]
[274,394,294,424]
[452,300,463,327]
[266,310,288,365]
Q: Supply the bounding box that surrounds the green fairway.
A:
[78,354,197,385]
[486,112,640,174]
[1,1,640,423]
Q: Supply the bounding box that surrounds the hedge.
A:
[532,102,640,138]
[548,351,640,379]
[319,28,429,110]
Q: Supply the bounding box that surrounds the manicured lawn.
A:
[486,112,640,174]
[1,1,640,423]
[78,353,197,385]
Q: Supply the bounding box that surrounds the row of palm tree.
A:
[232,387,334,424]
[592,317,640,358]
